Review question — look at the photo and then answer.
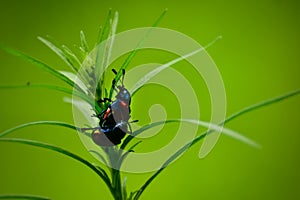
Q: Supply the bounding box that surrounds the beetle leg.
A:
[79,127,99,132]
[97,98,112,104]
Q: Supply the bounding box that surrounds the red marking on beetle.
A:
[93,129,101,135]
[104,108,111,119]
[121,101,127,107]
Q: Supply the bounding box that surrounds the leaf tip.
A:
[217,35,223,40]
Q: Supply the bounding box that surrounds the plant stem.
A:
[112,168,122,200]
[105,147,124,200]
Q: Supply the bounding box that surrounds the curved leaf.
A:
[0,44,78,90]
[56,71,102,113]
[80,31,90,53]
[0,84,96,109]
[121,118,260,151]
[0,138,113,194]
[38,36,78,72]
[131,36,222,96]
[127,141,142,152]
[63,97,99,127]
[58,71,89,94]
[0,194,50,200]
[120,120,176,150]
[61,45,82,70]
[133,89,300,200]
[97,9,113,45]
[225,89,300,123]
[93,165,111,185]
[89,150,108,166]
[0,121,77,138]
[96,11,119,100]
[108,9,168,99]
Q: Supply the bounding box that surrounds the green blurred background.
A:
[0,0,300,199]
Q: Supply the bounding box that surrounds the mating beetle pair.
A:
[91,69,136,146]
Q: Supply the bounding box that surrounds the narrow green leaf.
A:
[104,88,108,97]
[133,89,300,200]
[109,9,168,99]
[0,119,95,139]
[121,118,260,151]
[120,120,175,150]
[94,165,111,184]
[97,9,112,44]
[128,191,138,200]
[117,149,132,166]
[61,45,82,70]
[80,30,90,53]
[89,150,108,165]
[38,36,78,72]
[182,118,261,148]
[96,11,119,100]
[0,138,113,194]
[57,70,102,113]
[0,44,79,90]
[118,141,142,168]
[131,36,222,96]
[128,141,142,152]
[0,121,77,138]
[0,194,50,200]
[58,70,88,94]
[74,44,88,60]
[0,84,96,109]
[225,89,300,124]
[103,11,118,94]
[63,97,100,128]
[122,177,128,200]
[96,26,103,46]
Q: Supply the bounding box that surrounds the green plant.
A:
[0,10,299,200]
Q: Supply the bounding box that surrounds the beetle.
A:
[91,69,136,146]
[92,123,127,146]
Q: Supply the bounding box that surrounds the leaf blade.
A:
[225,89,300,123]
[0,138,113,194]
[97,9,113,45]
[0,121,77,138]
[61,45,82,70]
[121,118,260,151]
[108,9,168,99]
[38,36,78,72]
[80,30,90,53]
[96,11,119,100]
[0,44,83,92]
[131,36,222,96]
[0,194,50,200]
[0,84,96,109]
[133,89,300,199]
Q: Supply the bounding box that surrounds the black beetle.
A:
[92,69,136,146]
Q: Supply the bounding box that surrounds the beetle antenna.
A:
[121,69,125,87]
[112,79,119,93]
[112,68,117,75]
[78,127,99,132]
[112,79,116,89]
